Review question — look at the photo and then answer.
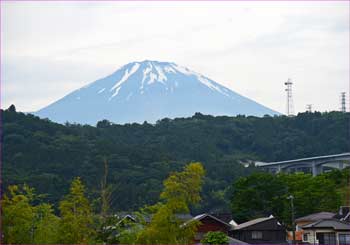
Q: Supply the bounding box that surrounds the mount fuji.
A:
[36,60,280,125]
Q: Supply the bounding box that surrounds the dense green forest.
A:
[2,105,349,213]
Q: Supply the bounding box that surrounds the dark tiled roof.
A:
[189,213,232,228]
[334,206,350,220]
[302,219,350,231]
[233,216,274,230]
[295,212,335,222]
[211,213,233,223]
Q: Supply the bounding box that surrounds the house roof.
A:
[116,214,137,225]
[211,213,234,224]
[342,212,350,222]
[302,219,350,231]
[189,213,233,228]
[233,216,275,230]
[295,212,335,222]
[334,206,350,220]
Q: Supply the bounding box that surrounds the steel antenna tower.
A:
[340,92,346,113]
[285,78,294,116]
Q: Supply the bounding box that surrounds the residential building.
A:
[301,219,350,245]
[292,212,336,243]
[187,213,234,242]
[231,215,286,244]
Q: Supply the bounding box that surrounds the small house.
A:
[293,211,336,242]
[188,213,234,242]
[231,215,286,244]
[301,219,350,245]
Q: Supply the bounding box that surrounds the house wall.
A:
[233,229,286,244]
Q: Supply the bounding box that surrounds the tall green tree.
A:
[33,203,60,244]
[137,162,205,244]
[1,185,35,244]
[231,172,287,223]
[1,185,60,244]
[59,177,95,244]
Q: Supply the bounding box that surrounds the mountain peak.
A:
[36,61,279,125]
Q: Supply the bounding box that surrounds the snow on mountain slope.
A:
[35,60,280,125]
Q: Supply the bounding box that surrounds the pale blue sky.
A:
[1,1,349,114]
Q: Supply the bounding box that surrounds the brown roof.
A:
[295,212,335,222]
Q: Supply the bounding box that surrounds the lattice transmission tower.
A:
[285,78,294,116]
[340,92,346,113]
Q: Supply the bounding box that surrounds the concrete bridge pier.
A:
[312,161,322,177]
[277,164,282,174]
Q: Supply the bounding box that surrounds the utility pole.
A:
[101,157,110,220]
[288,195,296,244]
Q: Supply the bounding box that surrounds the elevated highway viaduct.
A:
[256,153,350,176]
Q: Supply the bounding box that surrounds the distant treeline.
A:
[2,105,349,212]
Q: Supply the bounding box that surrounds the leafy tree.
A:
[7,104,16,112]
[1,185,60,244]
[59,177,95,243]
[201,231,229,245]
[33,204,60,244]
[1,185,35,244]
[231,172,287,223]
[137,162,205,244]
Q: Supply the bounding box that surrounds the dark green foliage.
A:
[2,107,349,212]
[231,170,346,226]
[8,104,16,112]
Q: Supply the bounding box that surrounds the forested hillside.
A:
[2,105,349,212]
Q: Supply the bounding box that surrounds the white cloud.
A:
[1,1,349,113]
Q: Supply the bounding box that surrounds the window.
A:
[339,234,350,245]
[303,233,308,242]
[323,233,336,245]
[317,232,336,245]
[252,231,263,239]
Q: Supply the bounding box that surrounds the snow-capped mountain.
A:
[36,60,280,125]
